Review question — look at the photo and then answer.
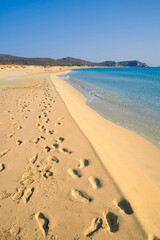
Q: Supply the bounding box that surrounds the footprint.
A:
[31,137,40,144]
[54,122,61,126]
[44,146,51,153]
[60,148,72,154]
[0,191,11,200]
[89,177,102,189]
[103,211,119,233]
[23,187,34,203]
[13,121,19,125]
[22,177,34,186]
[46,129,54,135]
[35,212,49,238]
[13,187,26,201]
[84,217,102,237]
[30,154,38,164]
[8,132,15,138]
[53,143,59,150]
[68,169,81,178]
[18,125,22,130]
[45,118,50,123]
[40,126,46,132]
[42,166,53,178]
[0,149,10,158]
[16,140,23,145]
[43,171,53,178]
[114,198,133,215]
[47,155,59,163]
[71,189,92,203]
[0,163,5,172]
[40,136,46,140]
[79,158,89,168]
[57,137,64,143]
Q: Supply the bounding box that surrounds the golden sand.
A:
[0,66,159,239]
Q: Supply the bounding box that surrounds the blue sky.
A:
[0,0,160,66]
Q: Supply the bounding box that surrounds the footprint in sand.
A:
[46,129,54,135]
[89,177,102,189]
[40,136,46,140]
[59,147,72,154]
[35,212,49,238]
[22,177,34,186]
[79,158,90,168]
[113,198,133,215]
[13,121,19,125]
[40,126,46,132]
[23,187,34,203]
[103,211,119,233]
[47,155,59,163]
[0,163,5,172]
[16,140,23,145]
[18,125,22,130]
[44,146,51,153]
[31,137,40,144]
[68,168,81,178]
[41,166,53,178]
[30,154,38,164]
[8,132,15,138]
[13,187,26,201]
[0,149,10,158]
[56,137,64,143]
[0,191,11,200]
[45,118,50,123]
[53,143,59,150]
[71,189,92,203]
[84,217,102,237]
[54,122,61,126]
[43,171,53,178]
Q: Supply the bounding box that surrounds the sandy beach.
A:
[0,66,159,239]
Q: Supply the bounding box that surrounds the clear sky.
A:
[0,0,160,66]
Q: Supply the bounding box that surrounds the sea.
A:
[60,67,160,147]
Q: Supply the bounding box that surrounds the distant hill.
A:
[0,54,148,67]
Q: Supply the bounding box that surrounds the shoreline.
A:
[52,72,160,237]
[60,69,160,148]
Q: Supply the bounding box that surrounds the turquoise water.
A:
[60,68,160,146]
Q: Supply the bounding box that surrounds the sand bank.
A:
[0,69,146,239]
[52,72,160,238]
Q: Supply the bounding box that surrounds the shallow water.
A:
[61,67,160,146]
